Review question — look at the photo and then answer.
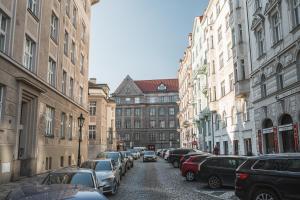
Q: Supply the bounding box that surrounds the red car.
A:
[181,154,210,181]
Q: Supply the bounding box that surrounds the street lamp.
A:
[77,113,85,167]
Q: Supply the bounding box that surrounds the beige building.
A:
[178,34,197,149]
[88,78,117,159]
[0,0,99,183]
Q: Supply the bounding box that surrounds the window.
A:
[216,2,220,15]
[243,101,250,121]
[134,108,141,116]
[71,41,76,64]
[62,71,67,94]
[212,61,215,74]
[48,58,56,87]
[115,97,120,104]
[66,0,70,17]
[0,12,8,53]
[233,140,239,155]
[234,62,238,82]
[149,133,156,141]
[125,98,131,103]
[69,77,74,98]
[277,65,284,90]
[150,120,156,128]
[72,6,77,28]
[23,36,36,71]
[238,24,243,42]
[60,112,66,138]
[126,108,131,116]
[210,36,214,49]
[64,31,69,56]
[256,29,265,57]
[81,22,86,42]
[231,107,237,125]
[218,26,222,42]
[89,125,96,140]
[116,108,122,116]
[116,120,121,129]
[227,43,232,59]
[0,86,3,119]
[229,73,234,92]
[45,106,55,136]
[125,134,130,141]
[45,157,52,170]
[231,28,236,47]
[255,0,261,10]
[159,133,165,141]
[68,115,73,140]
[125,120,131,129]
[27,0,39,16]
[211,86,216,101]
[169,107,175,115]
[68,156,72,166]
[134,120,141,128]
[159,108,165,116]
[223,141,229,155]
[135,133,140,141]
[215,114,220,130]
[149,97,156,103]
[222,111,227,127]
[134,97,141,104]
[79,87,83,105]
[261,74,267,98]
[170,133,175,140]
[169,120,175,128]
[241,59,245,80]
[50,12,58,41]
[225,14,230,29]
[221,81,225,97]
[150,108,156,116]
[89,101,96,116]
[159,120,166,128]
[60,156,64,167]
[271,12,281,44]
[292,0,300,27]
[80,53,84,74]
[219,53,224,69]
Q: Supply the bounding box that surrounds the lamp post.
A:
[77,113,85,167]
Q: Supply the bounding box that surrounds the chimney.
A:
[89,78,97,84]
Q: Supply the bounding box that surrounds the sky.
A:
[89,0,208,92]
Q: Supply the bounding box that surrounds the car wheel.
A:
[186,171,195,181]
[111,180,118,195]
[172,160,179,168]
[252,189,278,200]
[208,176,221,189]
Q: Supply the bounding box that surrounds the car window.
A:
[47,172,94,188]
[194,156,208,163]
[288,159,300,172]
[224,159,238,169]
[253,159,295,171]
[206,159,219,167]
[95,161,112,171]
[81,161,95,170]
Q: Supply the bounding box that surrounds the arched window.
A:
[222,111,227,127]
[231,107,237,125]
[261,74,267,98]
[276,64,284,90]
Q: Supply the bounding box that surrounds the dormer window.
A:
[157,83,167,91]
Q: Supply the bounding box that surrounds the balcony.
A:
[235,79,250,97]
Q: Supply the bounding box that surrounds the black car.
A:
[235,153,300,200]
[179,151,206,169]
[168,148,197,168]
[197,156,247,189]
[6,184,108,200]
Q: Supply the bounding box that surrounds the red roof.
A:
[134,79,178,93]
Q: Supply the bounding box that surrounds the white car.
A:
[164,150,170,160]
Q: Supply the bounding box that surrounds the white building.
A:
[246,0,300,154]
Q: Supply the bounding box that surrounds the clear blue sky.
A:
[89,0,208,91]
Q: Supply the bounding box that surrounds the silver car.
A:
[81,159,119,195]
[143,151,157,162]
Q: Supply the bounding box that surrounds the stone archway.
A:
[278,114,295,152]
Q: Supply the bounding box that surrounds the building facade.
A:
[0,0,98,183]
[88,78,117,159]
[112,75,180,150]
[246,0,300,154]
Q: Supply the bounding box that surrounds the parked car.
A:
[120,151,130,171]
[125,151,134,168]
[81,159,120,195]
[42,167,103,193]
[181,154,211,181]
[179,151,206,169]
[143,151,157,162]
[197,156,247,189]
[235,153,300,200]
[6,184,108,200]
[129,149,139,159]
[168,148,197,168]
[98,152,126,177]
[161,149,168,158]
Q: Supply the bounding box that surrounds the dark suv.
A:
[168,148,196,168]
[197,156,247,189]
[235,154,300,200]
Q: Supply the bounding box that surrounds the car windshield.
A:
[144,151,155,155]
[125,152,132,156]
[46,172,94,188]
[95,161,112,171]
[105,152,120,162]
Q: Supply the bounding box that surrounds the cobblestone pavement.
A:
[108,158,238,200]
[0,174,46,200]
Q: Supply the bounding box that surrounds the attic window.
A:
[157,83,167,91]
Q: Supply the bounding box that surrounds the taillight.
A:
[236,173,249,180]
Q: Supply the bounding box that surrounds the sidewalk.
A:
[0,174,46,200]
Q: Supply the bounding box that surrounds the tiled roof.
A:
[134,79,178,93]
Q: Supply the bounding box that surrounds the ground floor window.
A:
[244,138,252,155]
[223,141,229,155]
[264,132,275,154]
[281,130,296,153]
[233,140,239,155]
